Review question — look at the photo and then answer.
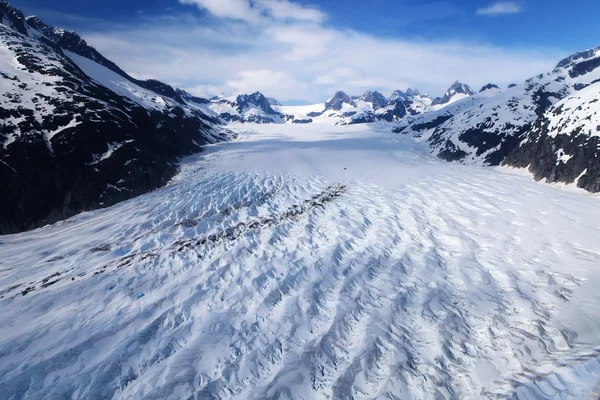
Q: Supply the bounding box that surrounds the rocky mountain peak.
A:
[432,81,475,106]
[0,0,28,35]
[324,91,355,111]
[360,90,388,109]
[555,45,600,69]
[235,92,278,115]
[448,81,475,96]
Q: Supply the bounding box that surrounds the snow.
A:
[89,140,134,165]
[274,103,324,116]
[1,123,599,399]
[64,50,172,111]
[430,92,470,111]
[546,82,600,138]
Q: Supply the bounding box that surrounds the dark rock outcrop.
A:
[432,81,475,106]
[479,83,499,92]
[0,1,223,234]
[324,91,355,111]
[359,90,388,109]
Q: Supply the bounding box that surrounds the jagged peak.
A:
[0,0,29,35]
[324,91,355,111]
[555,45,600,69]
[360,90,388,109]
[447,81,475,95]
[330,90,349,99]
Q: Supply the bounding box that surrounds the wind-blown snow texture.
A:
[1,124,599,399]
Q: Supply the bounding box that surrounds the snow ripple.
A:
[1,167,599,399]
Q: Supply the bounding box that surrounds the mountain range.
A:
[1,0,599,234]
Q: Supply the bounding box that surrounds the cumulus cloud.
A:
[78,1,557,103]
[476,2,523,16]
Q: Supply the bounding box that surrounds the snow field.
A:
[1,124,599,399]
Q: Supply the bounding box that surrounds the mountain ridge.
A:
[0,1,227,234]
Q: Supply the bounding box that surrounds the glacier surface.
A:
[1,123,599,399]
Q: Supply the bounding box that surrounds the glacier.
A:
[1,123,600,399]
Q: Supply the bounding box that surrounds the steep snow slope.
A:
[431,81,475,110]
[1,124,599,399]
[504,48,600,192]
[0,1,224,234]
[207,92,285,123]
[393,53,594,161]
[64,50,174,112]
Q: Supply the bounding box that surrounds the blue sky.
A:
[10,0,600,103]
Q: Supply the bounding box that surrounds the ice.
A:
[1,123,599,399]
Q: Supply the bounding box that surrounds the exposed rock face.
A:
[394,44,600,193]
[267,97,281,106]
[431,81,475,106]
[0,1,224,233]
[208,92,283,123]
[479,83,499,92]
[503,49,600,192]
[359,90,388,109]
[324,91,356,111]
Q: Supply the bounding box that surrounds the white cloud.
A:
[79,1,558,103]
[178,0,325,23]
[476,2,523,16]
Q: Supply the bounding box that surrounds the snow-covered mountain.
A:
[431,81,475,109]
[204,89,434,126]
[0,1,226,234]
[389,88,434,115]
[207,92,282,123]
[394,46,600,192]
[479,83,500,93]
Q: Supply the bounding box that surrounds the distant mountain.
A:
[205,92,312,124]
[208,92,280,123]
[394,46,600,192]
[479,83,499,92]
[323,91,356,112]
[431,81,475,107]
[267,97,281,106]
[0,1,225,233]
[359,90,388,109]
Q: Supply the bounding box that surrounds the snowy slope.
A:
[65,50,173,112]
[1,123,599,399]
[430,81,476,110]
[392,45,600,192]
[206,92,286,123]
[0,1,225,233]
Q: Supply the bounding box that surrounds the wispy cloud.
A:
[178,0,325,23]
[57,0,557,103]
[476,2,523,16]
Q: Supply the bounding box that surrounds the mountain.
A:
[389,88,433,116]
[504,47,600,192]
[267,97,281,106]
[0,1,225,234]
[323,90,356,112]
[431,81,475,108]
[479,83,499,92]
[205,92,312,124]
[359,90,388,109]
[389,88,423,101]
[394,46,600,192]
[207,92,281,123]
[204,87,433,126]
